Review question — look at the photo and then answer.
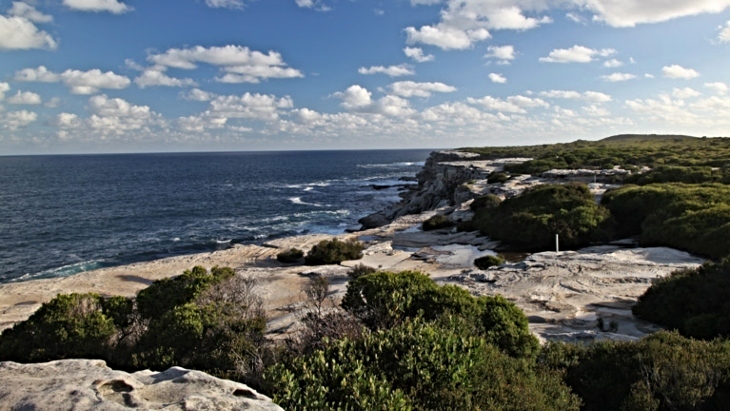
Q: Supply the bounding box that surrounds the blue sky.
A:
[0,0,729,154]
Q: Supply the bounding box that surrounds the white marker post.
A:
[555,234,559,253]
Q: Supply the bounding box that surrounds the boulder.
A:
[0,359,283,411]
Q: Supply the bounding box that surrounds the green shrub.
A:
[422,214,455,231]
[304,238,364,265]
[276,248,304,263]
[474,254,504,269]
[470,193,502,212]
[347,263,377,279]
[488,171,510,184]
[266,318,579,411]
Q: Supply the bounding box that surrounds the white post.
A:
[555,234,559,253]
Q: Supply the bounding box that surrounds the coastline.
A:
[0,149,708,343]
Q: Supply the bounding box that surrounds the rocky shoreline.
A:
[0,150,706,344]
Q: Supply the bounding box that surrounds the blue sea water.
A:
[0,149,431,283]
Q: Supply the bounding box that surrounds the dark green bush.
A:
[473,183,610,250]
[474,254,504,269]
[266,318,579,411]
[304,238,364,265]
[276,248,304,263]
[422,214,455,231]
[541,331,730,411]
[347,263,377,279]
[470,193,502,212]
[626,165,717,184]
[488,171,510,184]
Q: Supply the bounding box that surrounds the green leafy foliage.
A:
[470,193,502,212]
[304,238,364,265]
[472,183,610,250]
[266,318,579,411]
[474,254,504,269]
[422,214,455,231]
[602,183,730,258]
[633,260,730,339]
[276,248,304,263]
[347,263,378,279]
[0,293,118,363]
[541,331,730,411]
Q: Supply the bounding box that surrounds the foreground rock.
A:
[0,359,283,411]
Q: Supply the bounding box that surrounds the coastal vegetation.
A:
[276,247,304,263]
[304,238,364,265]
[422,214,455,231]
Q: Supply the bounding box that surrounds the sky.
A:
[0,0,729,154]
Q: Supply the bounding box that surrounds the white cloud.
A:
[206,93,293,121]
[14,66,131,94]
[45,97,60,108]
[603,59,623,68]
[405,24,491,50]
[565,12,585,24]
[148,45,303,83]
[63,0,131,13]
[358,64,415,77]
[0,82,9,100]
[539,90,612,102]
[14,66,59,82]
[582,104,610,117]
[485,45,516,63]
[2,110,37,130]
[389,81,456,97]
[206,0,244,9]
[672,87,701,99]
[61,69,131,94]
[467,95,548,113]
[0,16,57,50]
[89,94,151,118]
[705,82,728,94]
[601,72,637,82]
[539,45,615,63]
[181,88,216,102]
[6,91,41,105]
[662,64,699,79]
[55,112,82,128]
[719,21,730,42]
[9,2,53,23]
[177,115,227,132]
[294,0,330,10]
[582,0,730,28]
[403,47,435,62]
[84,95,161,134]
[134,67,197,88]
[334,85,373,109]
[488,73,507,83]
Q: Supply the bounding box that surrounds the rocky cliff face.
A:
[359,150,493,228]
[0,359,284,411]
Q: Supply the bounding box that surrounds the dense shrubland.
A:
[304,238,364,265]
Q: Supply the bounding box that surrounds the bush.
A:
[304,238,364,265]
[347,263,377,279]
[422,214,455,231]
[266,318,580,411]
[474,254,504,269]
[276,248,304,263]
[470,193,502,212]
[488,171,510,184]
[474,183,611,250]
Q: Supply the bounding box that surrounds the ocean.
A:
[0,149,432,283]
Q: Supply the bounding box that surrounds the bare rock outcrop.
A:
[0,359,283,411]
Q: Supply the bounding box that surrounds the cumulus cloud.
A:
[205,0,244,9]
[2,109,37,130]
[6,90,41,105]
[0,16,57,50]
[489,73,507,83]
[295,0,331,11]
[8,2,53,23]
[206,93,293,121]
[358,64,415,77]
[147,45,303,83]
[582,0,730,28]
[672,87,701,99]
[63,0,131,13]
[405,24,490,50]
[603,59,623,68]
[538,90,612,102]
[403,47,435,62]
[662,64,699,79]
[334,85,372,109]
[601,72,637,82]
[389,81,456,97]
[181,88,216,102]
[134,67,197,88]
[15,66,131,94]
[484,45,516,63]
[719,21,730,42]
[0,82,9,100]
[705,82,728,94]
[467,95,548,113]
[539,45,615,63]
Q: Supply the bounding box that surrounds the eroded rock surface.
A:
[0,359,283,411]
